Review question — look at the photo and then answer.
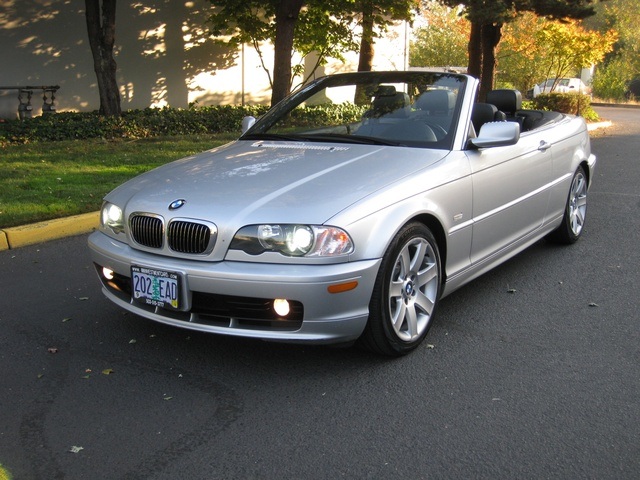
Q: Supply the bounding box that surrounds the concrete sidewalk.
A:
[0,120,614,252]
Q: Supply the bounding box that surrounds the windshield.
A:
[241,71,468,150]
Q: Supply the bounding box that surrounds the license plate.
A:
[131,266,180,310]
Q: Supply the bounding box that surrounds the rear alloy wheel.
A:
[547,166,588,244]
[360,223,442,356]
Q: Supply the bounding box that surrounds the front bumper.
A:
[88,231,381,344]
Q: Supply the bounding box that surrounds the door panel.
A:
[467,131,554,264]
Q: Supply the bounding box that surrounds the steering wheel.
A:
[422,122,448,140]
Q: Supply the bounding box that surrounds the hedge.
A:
[0,105,271,146]
[532,93,599,121]
[0,103,371,147]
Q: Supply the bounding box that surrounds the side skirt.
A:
[442,215,562,298]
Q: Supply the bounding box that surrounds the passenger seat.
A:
[485,89,524,128]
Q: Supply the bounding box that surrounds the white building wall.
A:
[0,1,410,119]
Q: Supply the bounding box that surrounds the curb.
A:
[592,102,640,109]
[0,211,99,251]
[587,120,612,131]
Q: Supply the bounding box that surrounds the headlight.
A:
[100,202,125,234]
[231,224,354,257]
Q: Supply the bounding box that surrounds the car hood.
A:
[106,140,448,228]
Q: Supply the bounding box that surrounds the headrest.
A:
[486,89,522,114]
[415,90,456,112]
[471,103,498,132]
[374,85,397,97]
[372,92,410,116]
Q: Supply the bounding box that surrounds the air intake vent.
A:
[130,215,163,248]
[168,220,214,254]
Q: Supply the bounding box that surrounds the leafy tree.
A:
[410,4,615,99]
[207,0,418,105]
[498,12,616,94]
[290,4,359,89]
[535,20,617,88]
[410,1,469,68]
[440,0,602,100]
[350,0,418,104]
[84,0,121,116]
[495,12,543,92]
[355,0,419,73]
[585,0,640,99]
[207,0,359,105]
[438,0,515,99]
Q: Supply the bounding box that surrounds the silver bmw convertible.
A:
[88,70,596,356]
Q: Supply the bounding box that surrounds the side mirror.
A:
[470,121,520,148]
[242,116,256,134]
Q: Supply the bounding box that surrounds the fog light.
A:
[273,298,290,317]
[102,267,114,280]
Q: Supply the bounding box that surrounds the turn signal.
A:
[327,281,358,294]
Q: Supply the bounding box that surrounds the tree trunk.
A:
[479,23,502,103]
[84,0,121,116]
[467,21,482,81]
[358,6,375,72]
[271,0,304,106]
[354,4,375,105]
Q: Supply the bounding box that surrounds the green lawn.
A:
[0,134,236,228]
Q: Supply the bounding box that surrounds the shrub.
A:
[0,105,271,146]
[532,93,599,121]
[279,103,367,128]
[0,103,373,146]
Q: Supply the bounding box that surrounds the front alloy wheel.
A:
[360,223,442,356]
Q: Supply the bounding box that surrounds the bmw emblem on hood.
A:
[168,199,186,210]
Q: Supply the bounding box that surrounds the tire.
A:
[359,223,442,356]
[547,166,588,244]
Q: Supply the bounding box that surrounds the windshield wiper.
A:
[242,132,404,147]
[241,132,305,142]
[299,133,403,146]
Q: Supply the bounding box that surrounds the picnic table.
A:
[0,85,59,119]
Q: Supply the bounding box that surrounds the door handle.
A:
[538,141,551,151]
